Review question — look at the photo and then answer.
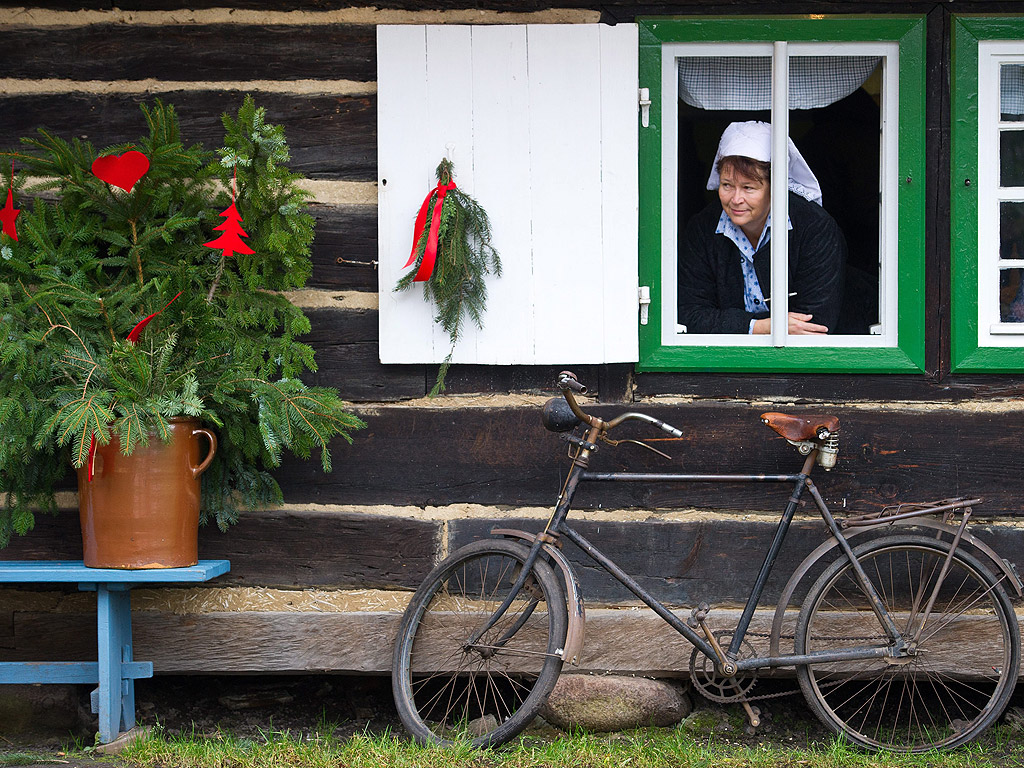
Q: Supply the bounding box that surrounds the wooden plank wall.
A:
[2,0,1024,675]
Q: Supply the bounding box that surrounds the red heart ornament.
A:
[91,151,150,192]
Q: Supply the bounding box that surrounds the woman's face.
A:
[718,163,771,243]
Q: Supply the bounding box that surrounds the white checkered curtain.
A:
[1001,63,1024,118]
[678,56,881,110]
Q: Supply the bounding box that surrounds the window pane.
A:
[1000,202,1024,260]
[792,58,882,336]
[1000,268,1024,322]
[675,56,883,338]
[999,129,1024,187]
[1000,63,1024,120]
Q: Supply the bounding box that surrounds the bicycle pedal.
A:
[741,702,761,730]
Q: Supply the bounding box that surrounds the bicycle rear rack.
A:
[840,497,981,528]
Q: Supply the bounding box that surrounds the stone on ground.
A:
[540,674,692,732]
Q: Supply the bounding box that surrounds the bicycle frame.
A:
[473,401,911,676]
[547,449,900,672]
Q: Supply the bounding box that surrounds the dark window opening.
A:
[676,82,882,336]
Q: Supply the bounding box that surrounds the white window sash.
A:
[978,43,1024,344]
[660,40,900,349]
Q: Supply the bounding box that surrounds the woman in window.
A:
[677,121,846,335]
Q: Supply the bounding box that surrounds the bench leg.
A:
[96,586,135,743]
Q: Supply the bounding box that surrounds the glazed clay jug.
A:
[77,419,217,568]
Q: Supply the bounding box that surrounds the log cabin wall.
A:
[2,0,1024,676]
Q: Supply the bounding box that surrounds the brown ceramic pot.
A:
[77,419,217,569]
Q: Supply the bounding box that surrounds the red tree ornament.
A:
[203,201,255,259]
[91,150,150,193]
[1,164,19,241]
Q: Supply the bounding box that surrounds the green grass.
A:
[116,724,1024,768]
[0,753,61,767]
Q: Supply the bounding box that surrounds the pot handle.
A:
[191,427,218,479]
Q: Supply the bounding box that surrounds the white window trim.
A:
[978,42,1024,345]
[659,40,900,349]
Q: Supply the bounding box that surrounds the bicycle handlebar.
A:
[557,371,683,438]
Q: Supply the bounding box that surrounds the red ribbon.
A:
[125,291,182,345]
[404,181,457,282]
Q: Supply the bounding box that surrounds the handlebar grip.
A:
[558,370,588,395]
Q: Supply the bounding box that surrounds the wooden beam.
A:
[0,92,375,180]
[0,509,440,590]
[0,24,375,83]
[6,608,1022,679]
[309,204,378,291]
[269,401,1024,516]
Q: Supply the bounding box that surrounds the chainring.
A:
[689,631,759,703]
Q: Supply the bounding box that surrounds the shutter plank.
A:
[470,25,536,365]
[600,23,640,362]
[425,25,475,363]
[528,25,605,363]
[376,25,437,364]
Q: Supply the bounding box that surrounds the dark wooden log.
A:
[0,25,375,83]
[300,308,426,400]
[309,204,378,291]
[273,401,1024,516]
[0,93,375,181]
[452,516,1024,605]
[7,0,990,13]
[632,371,1024,402]
[451,516,834,605]
[298,309,631,401]
[5,605,1022,677]
[0,508,439,590]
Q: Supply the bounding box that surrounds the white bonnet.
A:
[705,121,823,206]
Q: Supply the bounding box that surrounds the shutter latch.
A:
[638,88,651,128]
[638,285,651,325]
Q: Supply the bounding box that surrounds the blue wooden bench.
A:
[0,560,230,744]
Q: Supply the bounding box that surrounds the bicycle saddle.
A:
[760,412,840,441]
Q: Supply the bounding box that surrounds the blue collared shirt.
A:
[715,211,792,333]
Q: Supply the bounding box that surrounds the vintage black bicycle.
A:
[391,371,1022,752]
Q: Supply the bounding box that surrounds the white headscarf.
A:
[705,121,823,206]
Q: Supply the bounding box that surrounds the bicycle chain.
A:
[694,631,890,705]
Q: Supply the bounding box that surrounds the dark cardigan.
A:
[677,192,847,335]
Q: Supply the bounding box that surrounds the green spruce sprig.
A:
[396,158,500,395]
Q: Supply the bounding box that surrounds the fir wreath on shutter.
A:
[395,158,501,395]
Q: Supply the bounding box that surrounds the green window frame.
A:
[952,16,1024,371]
[637,16,926,373]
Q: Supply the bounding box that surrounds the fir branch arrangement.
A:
[0,96,364,546]
[396,158,500,394]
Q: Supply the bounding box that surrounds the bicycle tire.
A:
[795,534,1019,752]
[392,538,568,747]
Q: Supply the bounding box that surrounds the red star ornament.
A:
[203,201,255,258]
[0,188,19,241]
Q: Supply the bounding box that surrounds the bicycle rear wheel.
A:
[796,535,1019,751]
[392,539,568,747]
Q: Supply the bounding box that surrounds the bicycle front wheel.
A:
[796,535,1019,752]
[392,539,568,747]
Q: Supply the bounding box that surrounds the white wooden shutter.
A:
[377,23,639,365]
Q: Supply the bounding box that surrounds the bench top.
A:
[0,560,230,583]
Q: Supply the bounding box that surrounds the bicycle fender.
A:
[769,518,1023,657]
[491,528,586,666]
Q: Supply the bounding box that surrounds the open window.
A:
[638,17,926,372]
[952,16,1024,370]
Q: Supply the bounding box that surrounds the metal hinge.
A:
[638,285,651,325]
[638,88,651,128]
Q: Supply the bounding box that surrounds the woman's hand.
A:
[751,312,829,335]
